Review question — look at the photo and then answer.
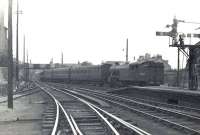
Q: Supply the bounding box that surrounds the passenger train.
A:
[40,61,164,86]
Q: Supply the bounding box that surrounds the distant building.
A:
[145,53,151,59]
[137,53,171,71]
[80,61,93,66]
[103,61,126,65]
[0,9,7,67]
[0,9,7,87]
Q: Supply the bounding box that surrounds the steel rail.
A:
[117,94,200,116]
[37,84,78,135]
[78,98,120,135]
[70,115,84,135]
[89,102,151,135]
[39,87,60,135]
[77,87,200,122]
[68,89,150,135]
[56,101,78,135]
[78,86,200,115]
[102,86,200,115]
[45,85,120,135]
[47,83,200,119]
[0,89,41,103]
[45,84,150,135]
[71,87,200,134]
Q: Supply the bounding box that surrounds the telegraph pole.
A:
[177,48,180,87]
[23,35,25,81]
[61,52,63,65]
[126,38,128,63]
[16,0,19,82]
[26,50,29,83]
[16,0,22,84]
[8,0,13,108]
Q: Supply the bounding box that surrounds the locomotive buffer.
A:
[156,17,200,90]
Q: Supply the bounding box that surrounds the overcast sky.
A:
[1,0,200,68]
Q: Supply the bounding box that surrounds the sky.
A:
[1,0,200,68]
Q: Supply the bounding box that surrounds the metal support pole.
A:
[26,50,29,83]
[8,0,13,109]
[61,52,63,65]
[23,35,25,81]
[188,48,198,90]
[177,48,180,87]
[126,38,128,63]
[16,0,19,83]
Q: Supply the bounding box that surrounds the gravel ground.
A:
[0,91,45,135]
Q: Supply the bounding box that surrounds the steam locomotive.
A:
[40,61,164,86]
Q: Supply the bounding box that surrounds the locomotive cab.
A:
[130,61,164,86]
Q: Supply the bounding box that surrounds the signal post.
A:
[156,17,200,90]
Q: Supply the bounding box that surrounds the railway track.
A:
[0,83,41,103]
[77,86,200,118]
[49,83,200,135]
[39,85,79,135]
[51,83,200,117]
[113,92,200,117]
[36,82,151,135]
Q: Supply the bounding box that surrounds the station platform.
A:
[110,85,200,108]
[132,85,200,96]
[0,91,45,135]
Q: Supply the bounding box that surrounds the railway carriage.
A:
[70,66,101,82]
[70,64,111,85]
[40,64,112,85]
[51,68,70,82]
[39,61,164,86]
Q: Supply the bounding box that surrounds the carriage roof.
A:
[110,61,163,70]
